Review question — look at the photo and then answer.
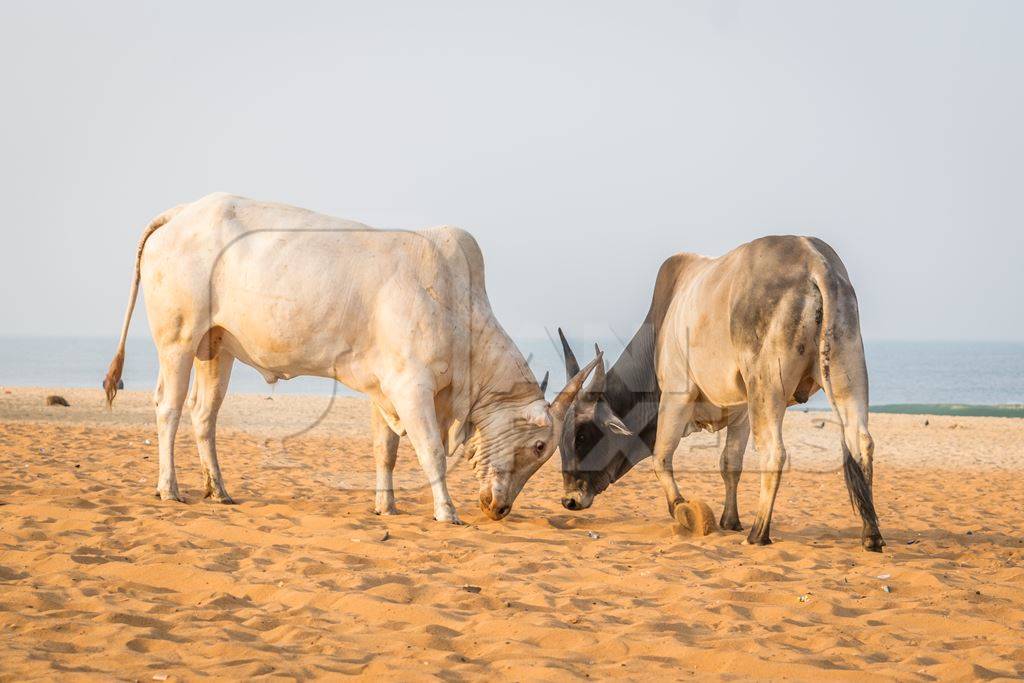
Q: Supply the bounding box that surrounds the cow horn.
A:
[550,352,602,421]
[582,343,606,400]
[558,327,580,378]
[539,370,549,394]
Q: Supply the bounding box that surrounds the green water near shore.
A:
[868,404,1024,418]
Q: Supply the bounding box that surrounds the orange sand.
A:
[1,387,1023,680]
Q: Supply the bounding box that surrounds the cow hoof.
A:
[745,533,772,546]
[375,491,397,515]
[204,485,234,504]
[435,515,463,526]
[433,506,462,525]
[156,487,183,503]
[863,535,885,552]
[673,500,717,537]
[719,514,743,532]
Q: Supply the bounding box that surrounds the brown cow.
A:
[558,236,884,551]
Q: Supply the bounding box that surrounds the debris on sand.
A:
[924,419,929,427]
[882,585,892,593]
[462,584,482,594]
[45,395,70,407]
[379,529,390,542]
[798,593,811,603]
[586,531,600,540]
[812,419,826,429]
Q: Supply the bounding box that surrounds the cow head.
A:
[468,355,601,520]
[557,329,638,511]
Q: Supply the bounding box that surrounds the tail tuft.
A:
[103,351,125,407]
[842,445,879,528]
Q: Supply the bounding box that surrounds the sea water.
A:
[0,336,1021,408]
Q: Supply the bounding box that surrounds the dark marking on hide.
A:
[792,376,815,404]
[734,370,746,394]
[728,237,816,355]
[796,343,805,355]
[196,326,225,361]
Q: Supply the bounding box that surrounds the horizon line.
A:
[1,333,1023,345]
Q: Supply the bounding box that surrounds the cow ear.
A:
[523,402,551,428]
[605,414,633,436]
[596,401,633,436]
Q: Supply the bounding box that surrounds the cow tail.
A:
[811,267,878,529]
[812,268,839,431]
[103,205,185,406]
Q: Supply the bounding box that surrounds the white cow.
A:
[104,193,597,523]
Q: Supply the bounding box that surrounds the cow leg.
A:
[651,397,695,518]
[189,351,235,504]
[153,348,193,502]
[371,404,400,515]
[821,330,884,551]
[833,397,884,552]
[385,383,459,524]
[719,417,750,531]
[745,385,788,546]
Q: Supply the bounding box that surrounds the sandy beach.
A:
[1,386,1023,681]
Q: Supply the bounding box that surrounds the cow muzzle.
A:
[479,489,512,521]
[561,489,594,511]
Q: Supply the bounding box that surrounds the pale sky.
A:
[1,1,1021,342]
